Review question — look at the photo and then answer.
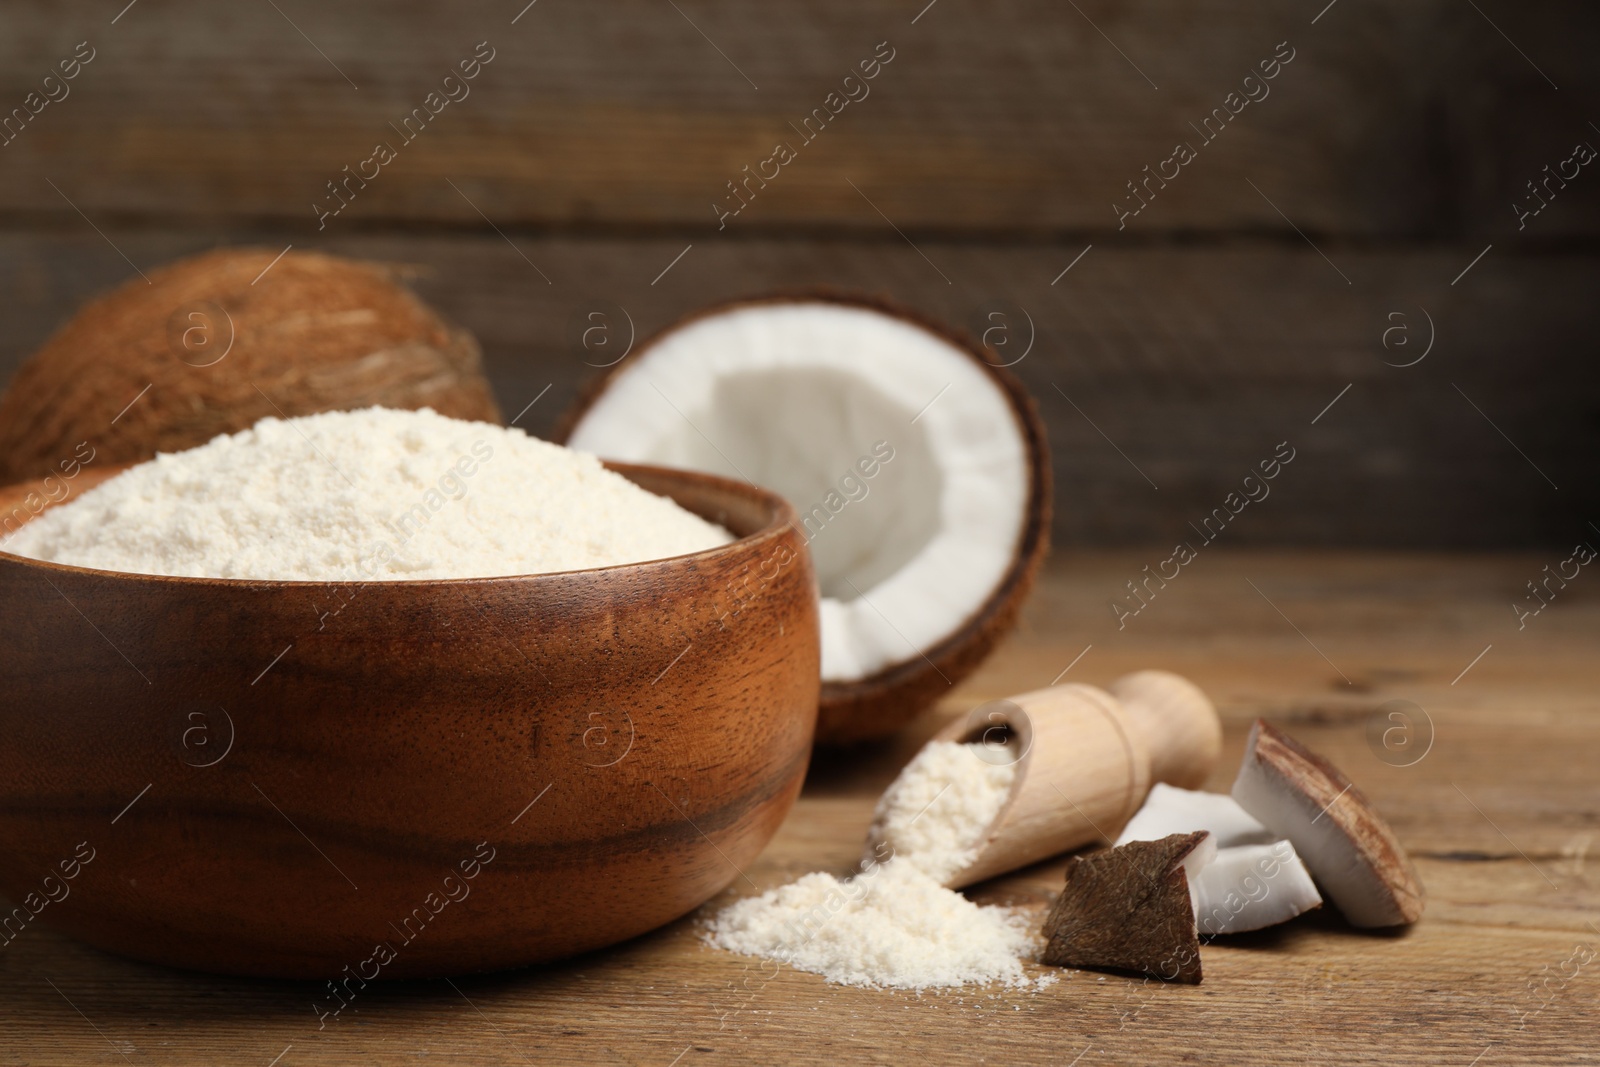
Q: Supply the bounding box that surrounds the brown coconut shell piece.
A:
[555,289,1051,747]
[1232,719,1425,927]
[1041,832,1209,984]
[0,249,500,484]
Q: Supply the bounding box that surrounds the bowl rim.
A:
[0,459,802,588]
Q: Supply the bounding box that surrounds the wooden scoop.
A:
[872,670,1221,889]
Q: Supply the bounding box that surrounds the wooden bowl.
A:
[0,462,818,980]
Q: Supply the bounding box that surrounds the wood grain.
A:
[0,1,1594,236]
[0,462,820,979]
[0,231,1592,547]
[1,552,1595,1064]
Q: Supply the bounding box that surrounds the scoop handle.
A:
[1108,670,1221,790]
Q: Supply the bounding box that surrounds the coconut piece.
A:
[1115,786,1320,935]
[1041,831,1213,984]
[0,249,500,484]
[1231,719,1424,928]
[1192,841,1323,935]
[559,292,1050,745]
[1115,783,1275,848]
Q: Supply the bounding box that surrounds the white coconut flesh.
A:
[1191,841,1323,936]
[1115,783,1277,848]
[1177,832,1219,918]
[1232,757,1406,928]
[566,302,1031,683]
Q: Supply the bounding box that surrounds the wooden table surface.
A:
[3,551,1596,1066]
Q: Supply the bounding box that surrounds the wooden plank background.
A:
[0,0,1595,546]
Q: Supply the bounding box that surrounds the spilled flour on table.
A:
[707,742,1054,990]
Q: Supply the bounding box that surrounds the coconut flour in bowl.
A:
[2,407,733,579]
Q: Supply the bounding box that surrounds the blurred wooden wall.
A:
[0,0,1595,546]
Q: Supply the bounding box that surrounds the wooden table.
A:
[3,551,1596,1065]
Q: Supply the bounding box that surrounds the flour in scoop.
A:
[3,407,733,579]
[707,742,1051,990]
[867,739,1015,883]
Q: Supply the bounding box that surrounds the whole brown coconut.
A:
[557,291,1051,746]
[0,248,500,484]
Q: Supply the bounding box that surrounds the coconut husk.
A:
[0,248,500,484]
[1041,832,1208,984]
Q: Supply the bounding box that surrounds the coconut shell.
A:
[1235,719,1425,927]
[0,248,500,484]
[555,290,1051,747]
[1041,832,1208,984]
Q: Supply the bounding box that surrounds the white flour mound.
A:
[707,855,1041,990]
[707,742,1044,991]
[868,740,1015,883]
[3,407,733,580]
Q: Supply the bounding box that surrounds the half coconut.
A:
[559,292,1050,744]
